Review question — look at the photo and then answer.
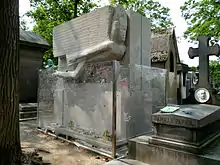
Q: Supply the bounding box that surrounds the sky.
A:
[19,0,218,67]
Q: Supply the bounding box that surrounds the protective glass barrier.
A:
[38,62,114,152]
[115,65,167,144]
[37,68,63,130]
[37,62,167,154]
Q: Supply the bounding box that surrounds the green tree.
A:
[190,61,220,88]
[110,0,173,32]
[180,0,220,42]
[210,60,220,87]
[189,66,198,72]
[0,0,21,164]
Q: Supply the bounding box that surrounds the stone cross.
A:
[188,36,220,88]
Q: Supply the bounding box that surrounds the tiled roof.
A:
[20,29,50,46]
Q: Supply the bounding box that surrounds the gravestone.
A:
[151,104,220,153]
[188,36,220,104]
[128,104,220,165]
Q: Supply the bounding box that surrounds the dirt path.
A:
[20,121,108,165]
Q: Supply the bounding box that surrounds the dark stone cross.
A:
[188,36,220,88]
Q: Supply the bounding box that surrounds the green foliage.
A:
[191,61,220,88]
[109,0,174,32]
[103,129,111,141]
[180,0,220,42]
[189,66,198,72]
[68,120,74,130]
[210,60,220,87]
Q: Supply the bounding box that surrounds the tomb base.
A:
[128,135,220,165]
[127,104,220,165]
[150,132,220,154]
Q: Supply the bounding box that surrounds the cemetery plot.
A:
[20,121,108,165]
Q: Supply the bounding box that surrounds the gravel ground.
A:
[20,121,108,165]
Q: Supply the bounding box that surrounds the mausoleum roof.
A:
[20,29,50,47]
[151,28,179,63]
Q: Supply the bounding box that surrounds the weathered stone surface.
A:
[53,6,128,79]
[168,72,177,104]
[128,135,220,165]
[150,30,173,63]
[19,103,37,120]
[53,6,127,64]
[19,103,37,111]
[152,104,220,128]
[104,159,148,165]
[151,104,220,153]
[57,56,67,72]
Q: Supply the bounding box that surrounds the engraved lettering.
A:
[153,115,196,127]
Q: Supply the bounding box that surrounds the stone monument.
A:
[53,6,127,78]
[38,6,167,154]
[188,36,220,105]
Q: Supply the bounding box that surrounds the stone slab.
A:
[151,104,220,152]
[141,15,151,66]
[128,135,220,165]
[153,119,220,143]
[104,159,149,165]
[19,103,37,111]
[124,10,142,66]
[150,131,220,154]
[152,104,220,128]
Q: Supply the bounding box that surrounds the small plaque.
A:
[160,105,179,113]
[194,88,210,103]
